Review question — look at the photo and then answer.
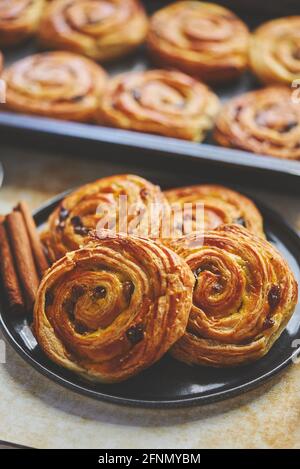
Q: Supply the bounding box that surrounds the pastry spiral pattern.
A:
[98,70,220,141]
[164,184,264,238]
[34,232,194,382]
[42,174,169,263]
[0,0,44,46]
[169,224,298,367]
[147,1,249,83]
[214,86,300,160]
[2,51,107,121]
[38,0,148,62]
[250,17,300,86]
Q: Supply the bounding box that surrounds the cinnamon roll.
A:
[164,184,264,238]
[41,174,169,263]
[38,0,148,62]
[250,17,300,86]
[98,70,220,141]
[214,86,300,160]
[147,1,249,83]
[169,224,298,367]
[2,51,107,121]
[34,232,194,383]
[0,0,44,47]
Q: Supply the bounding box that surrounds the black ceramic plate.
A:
[0,192,300,408]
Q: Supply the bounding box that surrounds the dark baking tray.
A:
[0,187,300,408]
[0,0,300,187]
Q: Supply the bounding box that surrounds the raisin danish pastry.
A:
[2,51,107,121]
[250,17,300,86]
[169,224,298,367]
[38,0,148,62]
[164,184,264,238]
[0,0,44,47]
[214,86,300,160]
[98,70,220,141]
[41,174,169,262]
[147,1,249,83]
[34,232,194,383]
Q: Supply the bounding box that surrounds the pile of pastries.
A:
[32,174,298,383]
[0,1,300,160]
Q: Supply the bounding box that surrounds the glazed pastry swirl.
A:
[214,86,300,160]
[98,70,220,141]
[147,1,249,83]
[164,185,264,238]
[2,51,107,121]
[0,0,44,46]
[169,224,298,367]
[38,0,148,61]
[250,17,300,86]
[34,232,194,382]
[42,174,169,262]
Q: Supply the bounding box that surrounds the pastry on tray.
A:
[41,174,169,262]
[214,86,300,160]
[2,51,107,121]
[98,69,220,141]
[249,16,300,86]
[169,224,298,367]
[34,231,194,383]
[0,0,44,47]
[164,184,264,238]
[147,1,250,83]
[38,0,148,62]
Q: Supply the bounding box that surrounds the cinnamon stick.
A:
[15,202,49,276]
[6,211,40,310]
[0,216,25,314]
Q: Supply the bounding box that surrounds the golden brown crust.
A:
[41,174,169,263]
[38,0,148,62]
[34,232,194,383]
[0,0,44,47]
[214,86,300,160]
[169,224,298,367]
[164,184,264,238]
[0,50,3,73]
[250,16,300,86]
[2,51,107,121]
[147,1,249,84]
[98,69,220,141]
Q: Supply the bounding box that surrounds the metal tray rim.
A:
[0,112,300,178]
